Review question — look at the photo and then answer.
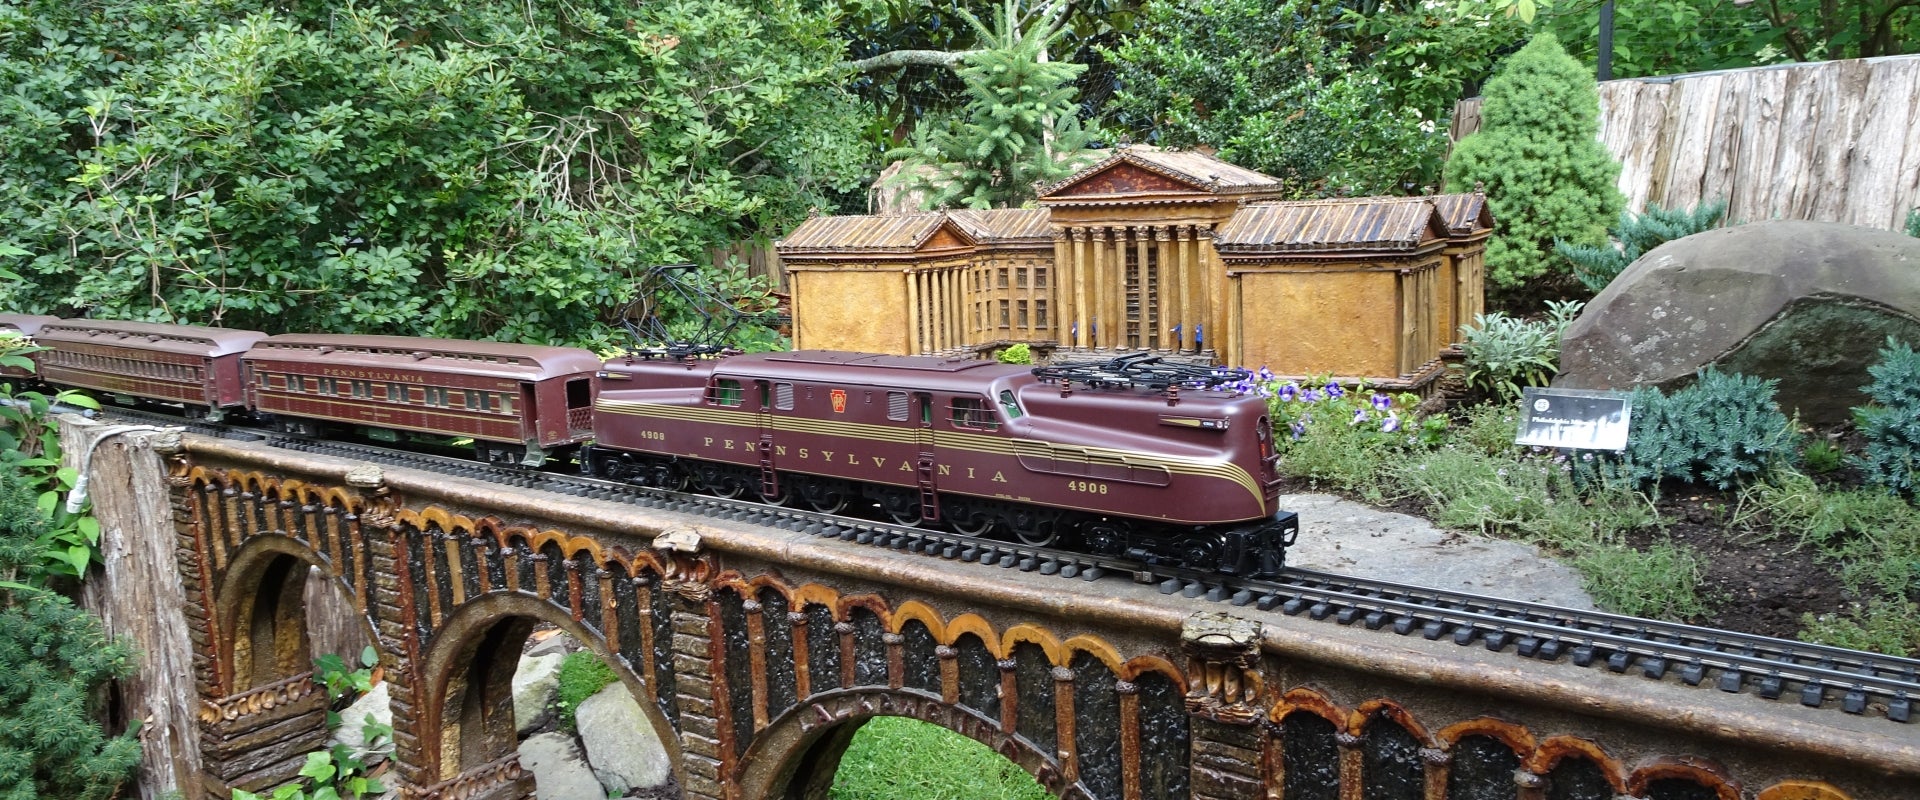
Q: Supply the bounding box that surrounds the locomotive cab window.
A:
[998,390,1023,419]
[949,396,998,430]
[707,378,744,407]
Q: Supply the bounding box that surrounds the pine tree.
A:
[1446,33,1624,288]
[0,471,141,800]
[886,0,1092,209]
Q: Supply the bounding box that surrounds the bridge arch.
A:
[415,590,683,786]
[216,528,378,693]
[734,687,1086,800]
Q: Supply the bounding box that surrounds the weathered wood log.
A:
[64,417,203,800]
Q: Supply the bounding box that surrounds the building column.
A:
[1090,227,1109,349]
[904,270,922,354]
[1134,227,1153,350]
[1201,227,1225,361]
[1178,227,1199,352]
[1070,229,1090,348]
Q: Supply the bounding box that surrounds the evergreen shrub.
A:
[1612,368,1800,490]
[1556,199,1728,292]
[1446,33,1625,288]
[1853,337,1920,495]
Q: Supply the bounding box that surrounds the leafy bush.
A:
[1445,33,1625,288]
[1395,444,1655,552]
[1610,369,1800,490]
[1907,207,1920,238]
[1459,300,1582,400]
[1556,199,1728,292]
[555,650,619,731]
[1853,337,1920,495]
[995,343,1033,365]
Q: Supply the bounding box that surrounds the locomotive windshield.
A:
[998,389,1023,419]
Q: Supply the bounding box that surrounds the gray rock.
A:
[1556,220,1920,425]
[526,631,578,658]
[329,682,394,758]
[1278,494,1595,609]
[514,653,565,735]
[575,682,672,794]
[519,732,606,800]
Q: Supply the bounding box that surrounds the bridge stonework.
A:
[116,432,1917,800]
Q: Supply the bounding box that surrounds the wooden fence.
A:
[1453,54,1920,231]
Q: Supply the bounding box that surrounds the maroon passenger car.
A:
[591,350,1294,575]
[0,314,60,380]
[243,334,602,465]
[32,319,267,418]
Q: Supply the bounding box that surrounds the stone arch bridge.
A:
[68,424,1920,800]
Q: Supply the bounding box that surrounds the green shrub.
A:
[1853,337,1920,495]
[996,343,1033,365]
[555,650,619,731]
[1459,300,1582,401]
[1799,599,1920,658]
[1556,199,1728,292]
[1395,445,1655,552]
[1610,368,1800,490]
[1906,207,1920,238]
[1445,33,1625,288]
[1801,439,1846,474]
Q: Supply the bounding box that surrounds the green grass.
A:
[830,716,1050,800]
[555,650,618,732]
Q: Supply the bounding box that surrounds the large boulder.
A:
[513,653,564,735]
[1556,220,1920,425]
[575,682,673,793]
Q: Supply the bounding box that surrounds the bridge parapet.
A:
[84,428,1920,800]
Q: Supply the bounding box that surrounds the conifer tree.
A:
[886,0,1092,209]
[0,472,141,800]
[1446,33,1624,288]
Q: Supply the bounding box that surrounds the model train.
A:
[0,314,1296,576]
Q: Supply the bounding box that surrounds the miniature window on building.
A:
[709,378,744,407]
[949,396,998,430]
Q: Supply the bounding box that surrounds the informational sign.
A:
[1515,387,1633,451]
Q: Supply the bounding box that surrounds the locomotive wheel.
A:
[1079,521,1125,555]
[704,470,746,499]
[885,504,923,526]
[757,481,791,506]
[801,486,849,515]
[950,510,996,537]
[1179,533,1227,572]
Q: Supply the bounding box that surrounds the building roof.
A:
[1037,145,1283,200]
[946,208,1054,244]
[1431,192,1495,235]
[1214,197,1448,253]
[776,214,961,254]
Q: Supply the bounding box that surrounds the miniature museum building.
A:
[777,147,1492,392]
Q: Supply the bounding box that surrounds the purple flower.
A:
[1256,366,1276,382]
[1370,393,1392,411]
[1290,420,1306,440]
[1277,382,1299,402]
[1380,413,1400,433]
[1303,388,1325,403]
[1351,408,1368,425]
[1324,383,1345,398]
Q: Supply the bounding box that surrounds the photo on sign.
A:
[1515,388,1633,451]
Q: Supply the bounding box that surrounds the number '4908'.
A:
[1066,480,1108,494]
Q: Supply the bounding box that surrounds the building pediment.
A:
[1038,145,1284,205]
[777,213,978,258]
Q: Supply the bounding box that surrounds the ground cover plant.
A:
[1260,360,1920,657]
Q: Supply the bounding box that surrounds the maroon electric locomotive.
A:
[588,350,1296,576]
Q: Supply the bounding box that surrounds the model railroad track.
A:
[110,414,1920,725]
